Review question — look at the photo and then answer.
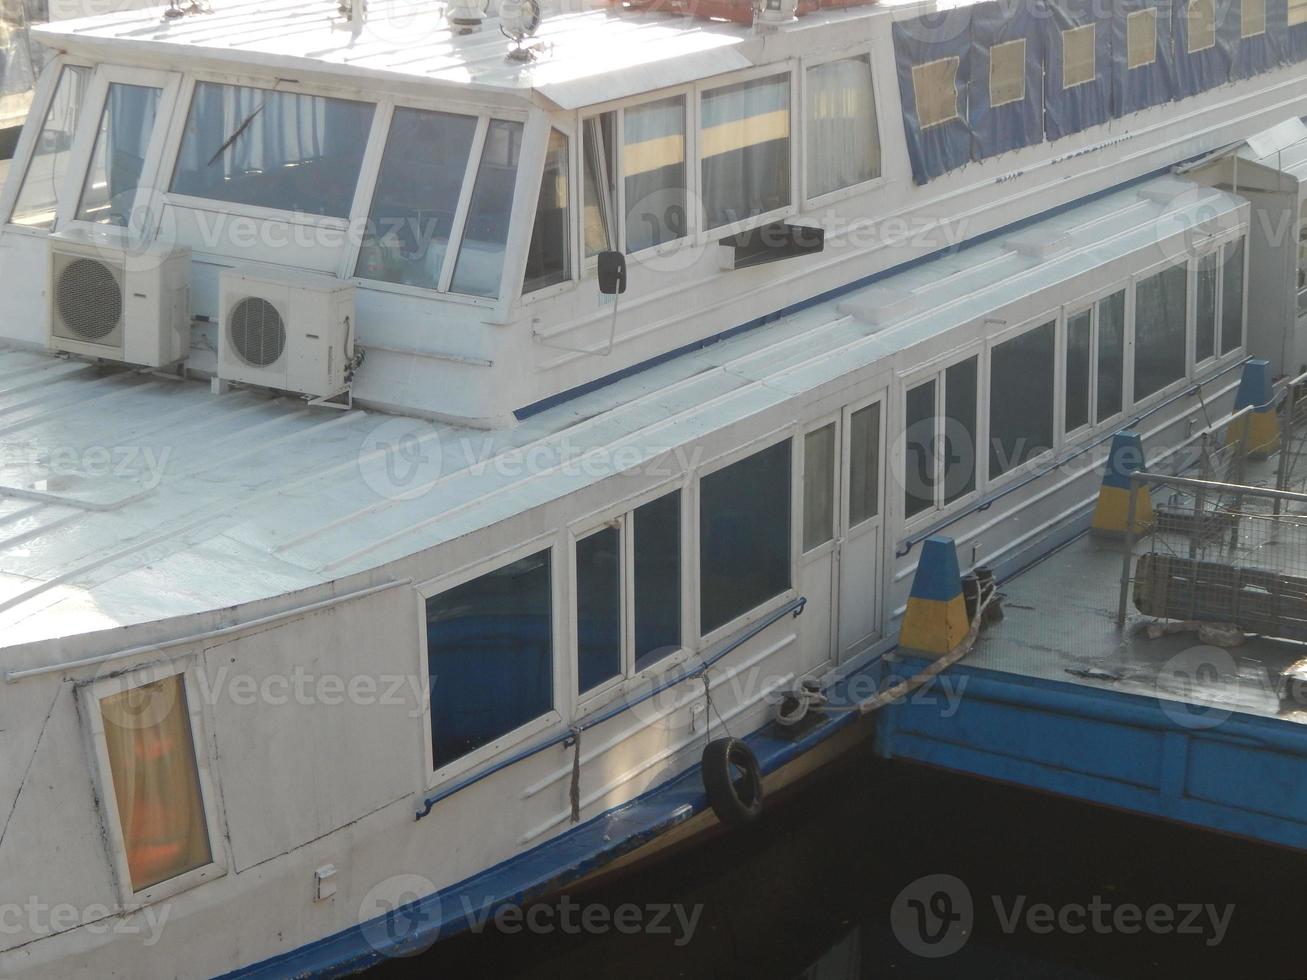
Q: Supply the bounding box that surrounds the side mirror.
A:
[597,251,627,296]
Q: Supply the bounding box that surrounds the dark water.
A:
[375,745,1306,979]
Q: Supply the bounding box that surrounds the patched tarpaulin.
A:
[1172,0,1236,97]
[1042,0,1114,140]
[969,0,1045,160]
[1290,16,1307,62]
[1112,0,1178,114]
[1233,0,1287,77]
[893,8,974,184]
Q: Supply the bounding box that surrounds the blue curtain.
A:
[1042,0,1115,140]
[894,9,974,184]
[1173,0,1236,97]
[1234,0,1287,77]
[970,0,1046,161]
[1112,0,1179,114]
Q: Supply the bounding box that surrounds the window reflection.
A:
[9,65,90,229]
[451,119,523,298]
[76,83,160,226]
[356,107,478,290]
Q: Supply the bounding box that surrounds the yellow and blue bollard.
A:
[900,536,970,656]
[1225,358,1280,459]
[1091,430,1153,536]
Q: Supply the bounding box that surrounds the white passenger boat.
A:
[0,0,1305,974]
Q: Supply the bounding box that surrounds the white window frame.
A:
[799,47,886,208]
[801,413,841,557]
[568,478,692,717]
[1060,281,1132,440]
[985,314,1061,489]
[1060,304,1095,442]
[517,119,581,306]
[1128,256,1190,409]
[694,428,801,648]
[58,64,183,234]
[899,347,984,530]
[1191,246,1223,370]
[82,659,227,908]
[416,532,564,788]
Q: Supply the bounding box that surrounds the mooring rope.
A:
[568,726,582,824]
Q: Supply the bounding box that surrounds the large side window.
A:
[1195,251,1219,364]
[1066,309,1092,434]
[77,83,161,226]
[805,56,880,199]
[700,441,792,634]
[426,550,552,770]
[355,108,477,291]
[100,673,213,893]
[524,128,572,293]
[171,83,374,218]
[1134,264,1188,400]
[625,97,688,253]
[904,357,978,520]
[450,119,524,298]
[8,64,91,229]
[1222,238,1246,355]
[700,74,791,230]
[1097,290,1127,421]
[576,527,621,695]
[990,322,1055,478]
[633,491,681,670]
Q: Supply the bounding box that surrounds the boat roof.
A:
[0,176,1245,651]
[30,0,908,109]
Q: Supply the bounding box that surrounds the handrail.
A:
[415,594,807,820]
[895,357,1250,558]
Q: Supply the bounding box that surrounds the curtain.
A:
[700,76,790,230]
[806,57,880,198]
[101,675,211,893]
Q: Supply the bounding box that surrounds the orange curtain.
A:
[101,675,212,892]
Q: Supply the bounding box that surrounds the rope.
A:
[701,668,731,739]
[568,726,581,824]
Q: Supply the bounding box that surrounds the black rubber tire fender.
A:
[701,737,764,827]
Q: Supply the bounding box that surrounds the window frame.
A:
[899,347,984,529]
[417,532,564,788]
[82,659,227,908]
[985,313,1061,488]
[1059,280,1133,440]
[799,46,886,208]
[1129,255,1191,407]
[567,479,691,717]
[801,414,841,558]
[1191,245,1223,370]
[694,430,800,647]
[518,121,581,305]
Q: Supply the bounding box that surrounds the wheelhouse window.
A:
[700,441,791,634]
[625,97,688,252]
[426,549,552,771]
[1127,10,1159,69]
[8,64,90,229]
[990,322,1055,478]
[170,82,374,218]
[574,489,683,697]
[100,674,212,892]
[1134,264,1188,400]
[904,357,978,520]
[76,83,161,226]
[1222,238,1246,354]
[1196,251,1219,364]
[451,119,523,298]
[805,56,880,198]
[355,107,477,291]
[524,128,572,293]
[700,74,791,230]
[1062,26,1097,89]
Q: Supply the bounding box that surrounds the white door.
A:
[837,395,886,661]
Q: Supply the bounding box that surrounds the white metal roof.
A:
[0,176,1245,650]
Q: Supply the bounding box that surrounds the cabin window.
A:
[576,526,622,695]
[1062,26,1097,89]
[1292,0,1307,26]
[625,97,688,252]
[524,129,572,293]
[1097,290,1127,422]
[583,113,617,257]
[848,402,881,526]
[355,107,478,291]
[904,357,978,519]
[426,549,552,771]
[170,83,374,218]
[990,322,1055,478]
[1196,251,1219,364]
[911,58,960,130]
[1134,264,1188,400]
[1188,0,1217,52]
[700,74,791,230]
[803,423,836,552]
[1222,238,1246,354]
[574,489,683,696]
[76,83,161,226]
[8,64,90,229]
[100,674,212,892]
[700,441,791,634]
[989,40,1027,108]
[805,56,880,198]
[1242,0,1267,36]
[1066,310,1092,434]
[451,119,524,298]
[1127,10,1158,69]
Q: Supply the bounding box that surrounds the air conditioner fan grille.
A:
[56,258,122,341]
[229,297,286,368]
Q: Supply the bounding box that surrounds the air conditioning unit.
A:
[48,228,191,367]
[218,267,356,401]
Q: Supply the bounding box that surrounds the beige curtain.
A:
[101,675,211,892]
